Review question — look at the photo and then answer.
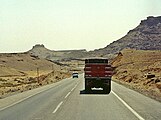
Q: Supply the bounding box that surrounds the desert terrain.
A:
[111,49,161,102]
[1,48,161,103]
[0,53,81,98]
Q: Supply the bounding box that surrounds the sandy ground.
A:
[0,53,74,98]
[111,49,161,102]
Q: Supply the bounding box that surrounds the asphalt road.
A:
[0,74,161,120]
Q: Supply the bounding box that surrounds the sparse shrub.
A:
[0,78,7,82]
[17,59,24,61]
[11,89,17,92]
[156,83,161,90]
[28,77,35,81]
[125,77,132,83]
[2,83,14,87]
[148,74,155,79]
[14,78,21,82]
[39,83,42,86]
[6,55,12,57]
[155,79,160,83]
[123,70,127,73]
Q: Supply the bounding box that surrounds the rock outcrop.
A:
[91,16,161,57]
[28,44,88,61]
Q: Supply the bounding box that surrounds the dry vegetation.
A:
[0,53,73,98]
[111,49,161,102]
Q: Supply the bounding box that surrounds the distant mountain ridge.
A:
[91,16,161,57]
[28,44,88,61]
[28,16,161,60]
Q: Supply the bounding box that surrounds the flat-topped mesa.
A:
[140,16,161,26]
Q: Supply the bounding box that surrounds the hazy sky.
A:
[0,0,161,53]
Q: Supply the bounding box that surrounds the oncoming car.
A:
[72,72,79,78]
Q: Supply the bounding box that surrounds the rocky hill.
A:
[111,49,161,102]
[28,44,88,61]
[0,52,73,98]
[91,16,161,57]
[28,16,161,60]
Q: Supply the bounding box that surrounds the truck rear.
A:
[84,59,113,93]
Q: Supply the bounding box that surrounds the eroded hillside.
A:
[91,16,161,58]
[28,44,88,61]
[111,49,161,101]
[0,53,72,98]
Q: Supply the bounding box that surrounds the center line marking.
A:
[71,87,75,92]
[74,84,77,88]
[65,92,71,98]
[112,91,145,120]
[52,101,63,114]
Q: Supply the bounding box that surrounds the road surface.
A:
[0,74,161,120]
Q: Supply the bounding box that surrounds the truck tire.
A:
[85,80,91,92]
[103,86,110,94]
[85,84,91,92]
[103,81,111,94]
[107,84,111,94]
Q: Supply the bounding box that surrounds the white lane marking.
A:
[0,80,80,112]
[71,88,74,92]
[65,82,79,98]
[52,101,63,114]
[71,85,77,92]
[112,91,145,120]
[75,82,79,86]
[74,83,79,88]
[65,92,71,99]
[74,85,77,88]
[53,82,79,113]
[32,118,42,120]
[0,83,64,111]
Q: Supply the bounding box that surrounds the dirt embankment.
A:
[111,49,161,102]
[0,53,72,98]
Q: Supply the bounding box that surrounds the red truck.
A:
[84,58,113,93]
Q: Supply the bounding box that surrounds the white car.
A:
[72,72,78,78]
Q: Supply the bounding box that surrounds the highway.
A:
[0,74,161,120]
